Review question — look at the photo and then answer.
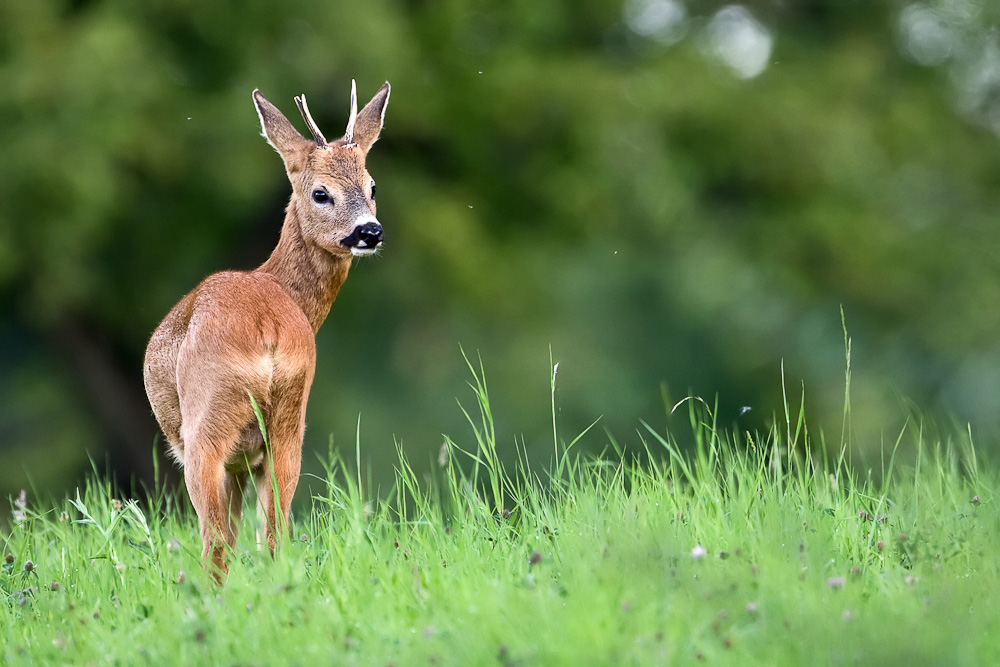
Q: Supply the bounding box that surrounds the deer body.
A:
[143,82,390,582]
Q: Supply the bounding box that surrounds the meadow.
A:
[2,359,998,666]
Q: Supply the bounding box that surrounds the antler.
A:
[344,79,358,146]
[294,93,328,147]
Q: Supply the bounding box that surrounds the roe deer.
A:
[143,80,390,583]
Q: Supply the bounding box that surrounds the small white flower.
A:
[691,544,707,559]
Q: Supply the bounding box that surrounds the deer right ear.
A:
[351,82,391,154]
[253,90,312,171]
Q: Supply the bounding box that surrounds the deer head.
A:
[252,81,391,257]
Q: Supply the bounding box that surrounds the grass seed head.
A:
[14,489,27,509]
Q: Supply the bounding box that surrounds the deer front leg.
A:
[225,471,247,545]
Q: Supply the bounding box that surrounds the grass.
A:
[3,359,999,666]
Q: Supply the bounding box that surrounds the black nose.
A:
[356,221,383,248]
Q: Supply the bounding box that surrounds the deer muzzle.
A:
[342,221,384,256]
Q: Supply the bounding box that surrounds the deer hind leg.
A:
[181,418,250,584]
[255,423,304,554]
[255,373,309,554]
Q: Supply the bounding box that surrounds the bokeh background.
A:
[3,0,1000,501]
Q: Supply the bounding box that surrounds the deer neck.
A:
[258,200,351,333]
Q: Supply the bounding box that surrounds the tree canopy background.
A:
[2,0,1000,500]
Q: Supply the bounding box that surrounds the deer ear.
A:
[253,89,312,171]
[351,82,391,153]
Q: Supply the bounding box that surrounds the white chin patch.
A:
[350,246,379,257]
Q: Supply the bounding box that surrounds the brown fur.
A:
[143,82,390,583]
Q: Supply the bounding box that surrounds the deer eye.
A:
[370,182,377,200]
[312,189,330,204]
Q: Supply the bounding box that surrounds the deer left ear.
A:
[351,82,391,153]
[253,89,312,174]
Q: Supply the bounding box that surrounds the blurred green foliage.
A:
[2,0,1000,498]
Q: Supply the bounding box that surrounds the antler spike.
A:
[294,94,327,147]
[344,79,358,145]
